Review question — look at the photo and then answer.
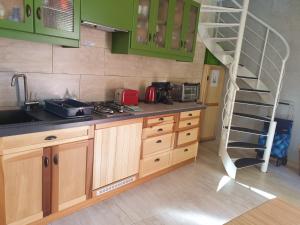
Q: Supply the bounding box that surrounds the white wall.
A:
[248,0,300,166]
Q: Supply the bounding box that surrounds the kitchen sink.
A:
[0,110,40,125]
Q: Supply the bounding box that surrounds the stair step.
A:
[224,50,235,55]
[201,22,240,28]
[238,88,270,93]
[228,142,266,150]
[201,5,243,13]
[206,37,238,42]
[237,75,258,80]
[225,126,267,136]
[234,158,265,169]
[235,100,274,107]
[233,112,271,122]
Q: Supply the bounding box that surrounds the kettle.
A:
[145,86,157,103]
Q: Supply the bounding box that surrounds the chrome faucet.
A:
[11,73,39,111]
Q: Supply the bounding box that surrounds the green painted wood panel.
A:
[81,0,133,31]
[34,0,80,40]
[0,0,34,32]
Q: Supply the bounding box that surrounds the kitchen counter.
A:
[0,102,206,137]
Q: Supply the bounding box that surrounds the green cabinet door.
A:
[131,0,156,50]
[34,0,80,40]
[81,0,133,31]
[181,0,200,57]
[0,0,34,32]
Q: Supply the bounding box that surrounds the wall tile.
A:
[80,26,111,49]
[53,46,105,75]
[0,38,52,73]
[27,73,80,100]
[0,72,18,107]
[140,57,172,77]
[104,49,143,77]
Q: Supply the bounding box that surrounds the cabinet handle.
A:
[186,133,191,136]
[153,33,157,43]
[157,128,163,132]
[36,7,41,20]
[187,122,192,126]
[148,33,152,42]
[53,154,59,165]
[43,157,49,168]
[45,135,57,141]
[188,113,193,117]
[26,4,32,17]
[156,140,162,144]
[159,118,164,121]
[180,40,184,48]
[184,149,189,152]
[154,158,160,162]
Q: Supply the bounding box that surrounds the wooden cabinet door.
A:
[93,122,142,190]
[200,105,219,141]
[51,140,89,212]
[0,149,43,225]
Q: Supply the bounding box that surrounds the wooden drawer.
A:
[140,151,170,177]
[180,110,201,120]
[176,128,199,146]
[142,133,173,157]
[178,118,200,130]
[0,126,93,155]
[172,142,198,165]
[142,123,174,139]
[145,115,175,127]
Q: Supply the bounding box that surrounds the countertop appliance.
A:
[115,88,139,106]
[145,86,157,103]
[44,99,94,118]
[171,83,200,102]
[90,101,133,118]
[151,82,173,105]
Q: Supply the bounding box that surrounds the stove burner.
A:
[89,101,132,118]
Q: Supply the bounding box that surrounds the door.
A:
[51,140,89,212]
[93,122,142,190]
[151,0,171,51]
[0,0,34,32]
[200,65,225,141]
[34,0,80,39]
[131,0,155,50]
[1,149,43,225]
[181,0,200,57]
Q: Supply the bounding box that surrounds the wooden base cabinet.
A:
[93,119,143,190]
[0,149,44,225]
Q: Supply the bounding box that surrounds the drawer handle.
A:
[157,128,164,132]
[45,135,57,141]
[187,122,192,126]
[159,118,164,121]
[184,149,189,152]
[154,158,160,162]
[186,133,191,136]
[43,157,49,168]
[53,154,59,165]
[156,140,162,144]
[188,113,193,117]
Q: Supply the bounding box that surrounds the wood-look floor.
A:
[50,141,300,225]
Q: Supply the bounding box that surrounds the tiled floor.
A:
[50,141,300,225]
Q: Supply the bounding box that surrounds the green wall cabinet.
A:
[81,0,133,31]
[0,0,80,47]
[112,0,200,61]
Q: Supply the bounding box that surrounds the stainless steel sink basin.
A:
[0,110,40,125]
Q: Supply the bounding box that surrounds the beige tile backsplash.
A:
[0,26,205,107]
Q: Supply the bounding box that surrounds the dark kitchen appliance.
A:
[171,83,200,102]
[145,86,157,103]
[90,101,133,118]
[44,99,93,118]
[151,82,173,105]
[114,88,139,106]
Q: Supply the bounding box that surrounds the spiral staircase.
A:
[198,0,290,178]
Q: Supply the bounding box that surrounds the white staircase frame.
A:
[199,0,290,178]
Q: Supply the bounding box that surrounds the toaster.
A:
[115,89,139,106]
